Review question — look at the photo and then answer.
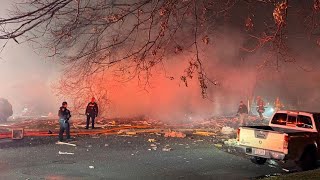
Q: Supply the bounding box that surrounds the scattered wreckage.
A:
[0,115,266,139]
[0,115,265,158]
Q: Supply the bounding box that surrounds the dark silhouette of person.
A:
[85,97,99,129]
[58,101,71,142]
[237,101,248,126]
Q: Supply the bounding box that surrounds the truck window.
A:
[297,115,313,129]
[271,113,287,125]
[287,115,297,127]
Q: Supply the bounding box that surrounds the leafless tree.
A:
[0,0,319,113]
[54,73,110,117]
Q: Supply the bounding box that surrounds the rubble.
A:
[193,131,215,137]
[117,129,137,135]
[118,135,133,137]
[164,131,186,138]
[0,115,268,163]
[58,151,74,155]
[224,139,238,147]
[162,147,172,152]
[162,145,172,152]
[150,143,157,150]
[214,144,223,148]
[109,120,117,126]
[56,141,77,146]
[282,168,290,172]
[132,121,151,126]
[221,126,235,135]
[126,131,137,135]
[148,138,156,142]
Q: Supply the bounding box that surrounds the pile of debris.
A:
[164,131,186,138]
[0,115,266,155]
[189,116,266,129]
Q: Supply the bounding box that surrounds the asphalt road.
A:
[0,135,283,180]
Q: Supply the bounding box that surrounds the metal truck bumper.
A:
[243,147,286,160]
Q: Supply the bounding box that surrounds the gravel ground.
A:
[0,134,284,180]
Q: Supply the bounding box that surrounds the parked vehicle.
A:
[237,110,320,170]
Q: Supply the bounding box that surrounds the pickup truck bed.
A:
[238,126,288,160]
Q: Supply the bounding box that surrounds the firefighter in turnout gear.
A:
[256,96,265,120]
[274,97,283,111]
[85,97,99,129]
[58,101,71,142]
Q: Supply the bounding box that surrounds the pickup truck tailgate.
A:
[238,127,288,153]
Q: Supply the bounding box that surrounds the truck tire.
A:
[298,147,317,171]
[250,156,267,165]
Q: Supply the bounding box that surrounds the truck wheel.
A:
[298,148,317,171]
[250,156,267,165]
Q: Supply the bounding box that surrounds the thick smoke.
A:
[1,0,320,121]
[3,25,319,121]
[103,27,258,122]
[0,42,58,116]
[104,25,320,121]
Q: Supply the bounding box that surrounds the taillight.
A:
[237,128,240,141]
[283,135,289,149]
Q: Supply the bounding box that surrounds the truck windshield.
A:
[271,113,313,129]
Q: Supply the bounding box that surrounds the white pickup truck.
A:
[237,110,320,170]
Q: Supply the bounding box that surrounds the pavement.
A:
[0,134,284,180]
[266,169,320,180]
